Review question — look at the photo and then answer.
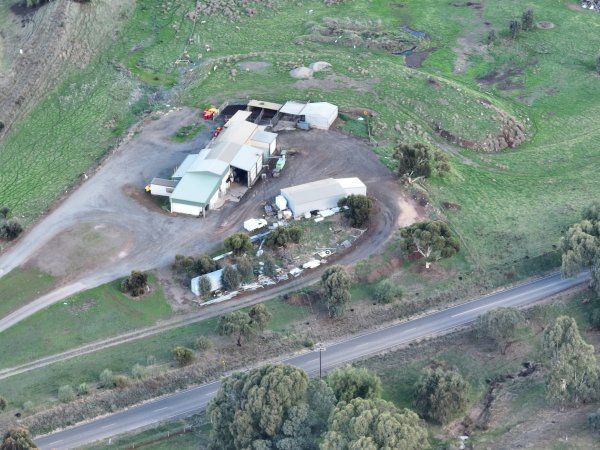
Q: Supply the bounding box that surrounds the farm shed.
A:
[191,268,224,295]
[280,177,367,217]
[278,101,338,130]
[250,130,278,158]
[150,178,177,197]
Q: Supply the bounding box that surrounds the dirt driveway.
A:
[0,108,418,329]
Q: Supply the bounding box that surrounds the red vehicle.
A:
[203,107,218,120]
[213,126,223,137]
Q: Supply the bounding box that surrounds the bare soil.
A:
[405,49,435,69]
[537,21,556,29]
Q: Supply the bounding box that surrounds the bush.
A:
[326,366,383,403]
[22,401,34,413]
[263,257,277,277]
[236,257,255,284]
[173,346,194,366]
[0,396,6,411]
[265,225,303,247]
[195,336,213,352]
[414,366,469,424]
[589,408,600,434]
[0,207,9,219]
[58,385,76,403]
[221,265,241,291]
[114,375,130,388]
[131,363,149,380]
[223,233,253,255]
[146,355,156,366]
[99,368,115,388]
[374,279,403,304]
[121,271,148,297]
[0,220,23,241]
[77,383,90,396]
[200,275,212,296]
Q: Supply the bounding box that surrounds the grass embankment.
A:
[0,295,308,408]
[0,268,56,318]
[170,123,204,142]
[0,274,171,370]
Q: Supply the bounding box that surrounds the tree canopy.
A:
[338,195,372,228]
[326,366,382,403]
[249,303,272,331]
[561,202,600,295]
[475,307,526,354]
[1,428,38,450]
[320,397,428,450]
[394,142,450,183]
[120,271,148,297]
[321,266,352,318]
[413,366,469,424]
[221,265,242,291]
[542,316,599,405]
[400,220,459,262]
[207,364,311,450]
[217,310,255,346]
[224,233,253,255]
[265,225,303,248]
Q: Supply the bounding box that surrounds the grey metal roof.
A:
[173,154,197,179]
[251,130,277,144]
[151,178,178,188]
[281,178,346,205]
[231,145,262,171]
[188,158,229,176]
[280,101,307,116]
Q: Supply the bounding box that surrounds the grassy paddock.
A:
[0,267,56,319]
[0,273,172,369]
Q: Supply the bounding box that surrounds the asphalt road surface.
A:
[35,271,589,450]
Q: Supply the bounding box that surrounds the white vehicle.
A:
[243,218,268,232]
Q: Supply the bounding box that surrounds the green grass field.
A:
[0,267,56,318]
[0,273,172,369]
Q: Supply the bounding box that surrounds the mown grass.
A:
[0,273,172,369]
[0,296,306,408]
[0,267,56,318]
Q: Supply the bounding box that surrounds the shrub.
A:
[114,375,130,388]
[265,225,303,247]
[132,363,149,380]
[173,346,194,366]
[195,336,213,352]
[22,401,34,413]
[236,257,255,284]
[121,271,148,297]
[200,275,212,296]
[99,368,115,388]
[221,265,241,291]
[0,396,6,411]
[589,408,600,434]
[0,220,23,240]
[263,257,277,277]
[77,383,90,396]
[338,194,372,227]
[414,366,469,424]
[374,279,403,304]
[0,207,9,219]
[58,385,76,403]
[223,233,253,255]
[146,355,156,366]
[522,9,534,31]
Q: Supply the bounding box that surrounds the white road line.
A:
[155,406,170,411]
[100,423,115,429]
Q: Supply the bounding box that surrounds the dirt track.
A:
[0,108,418,331]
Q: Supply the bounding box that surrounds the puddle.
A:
[402,25,427,39]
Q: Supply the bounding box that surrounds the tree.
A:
[522,9,534,31]
[542,316,599,406]
[561,202,600,295]
[0,207,9,219]
[200,275,212,296]
[207,364,310,450]
[99,368,115,388]
[224,233,253,255]
[194,254,219,276]
[394,142,449,183]
[0,396,6,411]
[265,225,303,248]
[326,366,382,403]
[589,408,600,434]
[121,271,148,297]
[173,346,194,366]
[321,398,428,450]
[236,257,255,284]
[401,220,460,262]
[509,19,521,39]
[373,279,403,304]
[58,385,76,402]
[414,366,469,424]
[475,307,526,354]
[221,265,241,291]
[338,194,372,227]
[306,379,337,437]
[0,220,23,241]
[249,303,272,331]
[0,428,38,450]
[263,256,277,277]
[321,266,352,318]
[217,310,254,346]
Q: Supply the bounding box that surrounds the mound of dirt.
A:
[289,66,313,79]
[537,21,555,29]
[309,61,332,72]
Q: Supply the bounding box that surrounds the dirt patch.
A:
[442,202,461,210]
[567,3,584,11]
[67,298,97,315]
[27,223,134,279]
[405,49,435,68]
[123,184,171,216]
[476,67,523,87]
[363,257,403,283]
[537,21,555,29]
[451,1,483,9]
[238,61,271,71]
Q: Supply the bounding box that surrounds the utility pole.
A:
[314,342,326,378]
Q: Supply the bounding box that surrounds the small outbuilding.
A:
[191,268,224,295]
[278,101,338,130]
[150,178,177,197]
[280,177,367,217]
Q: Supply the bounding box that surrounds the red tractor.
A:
[203,107,218,120]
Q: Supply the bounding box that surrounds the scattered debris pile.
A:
[479,114,526,152]
[582,0,600,11]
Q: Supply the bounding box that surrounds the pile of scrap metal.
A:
[582,0,600,10]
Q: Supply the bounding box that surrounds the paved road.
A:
[35,271,589,450]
